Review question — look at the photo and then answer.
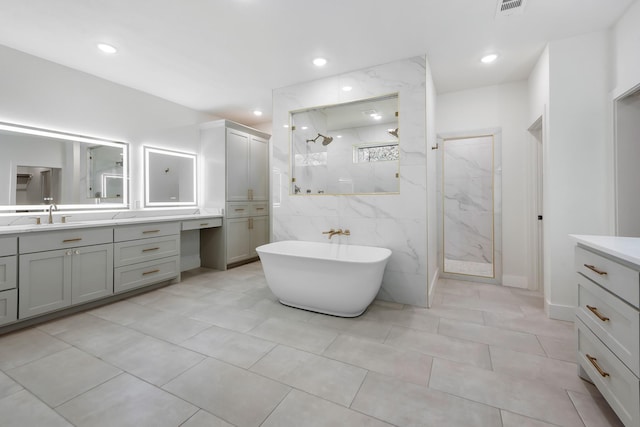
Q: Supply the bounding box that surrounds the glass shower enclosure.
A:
[437,131,502,283]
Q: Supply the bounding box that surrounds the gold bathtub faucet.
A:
[322,228,351,239]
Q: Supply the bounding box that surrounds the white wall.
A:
[528,46,550,126]
[0,44,215,210]
[437,82,530,288]
[425,60,439,305]
[612,0,640,98]
[539,31,612,320]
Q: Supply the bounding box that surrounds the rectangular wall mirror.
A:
[144,146,197,207]
[290,93,399,195]
[0,121,128,212]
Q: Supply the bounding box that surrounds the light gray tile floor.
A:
[0,265,625,426]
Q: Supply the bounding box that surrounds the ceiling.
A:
[0,0,634,126]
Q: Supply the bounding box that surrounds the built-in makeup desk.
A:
[0,213,223,332]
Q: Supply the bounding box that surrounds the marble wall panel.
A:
[272,57,428,306]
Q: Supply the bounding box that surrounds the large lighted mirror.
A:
[0,121,128,212]
[290,93,399,195]
[144,147,197,207]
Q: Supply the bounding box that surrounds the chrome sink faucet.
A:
[322,228,351,239]
[47,203,58,224]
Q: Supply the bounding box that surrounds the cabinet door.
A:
[226,218,251,264]
[249,136,269,201]
[0,289,17,326]
[250,216,269,257]
[0,255,17,291]
[227,129,250,201]
[19,249,71,319]
[72,243,114,304]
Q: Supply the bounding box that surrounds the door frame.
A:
[527,115,544,293]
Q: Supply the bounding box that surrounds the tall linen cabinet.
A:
[200,120,270,268]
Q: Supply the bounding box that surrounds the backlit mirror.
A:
[290,93,399,195]
[0,121,128,212]
[144,147,197,207]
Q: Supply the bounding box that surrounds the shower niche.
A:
[289,93,399,195]
[437,131,502,283]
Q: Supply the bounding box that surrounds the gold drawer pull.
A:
[584,264,607,275]
[586,305,610,322]
[586,354,610,378]
[142,247,160,252]
[256,207,265,210]
[63,238,82,243]
[142,229,160,234]
[200,223,209,226]
[142,269,160,276]
[235,208,245,212]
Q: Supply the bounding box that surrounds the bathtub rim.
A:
[256,240,392,264]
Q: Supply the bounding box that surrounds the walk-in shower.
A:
[437,131,502,283]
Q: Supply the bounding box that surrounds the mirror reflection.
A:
[290,93,399,195]
[0,122,128,212]
[144,147,197,207]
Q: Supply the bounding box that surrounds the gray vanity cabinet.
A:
[226,128,269,202]
[18,229,114,319]
[0,237,18,326]
[201,119,270,268]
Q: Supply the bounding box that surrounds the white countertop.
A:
[571,234,640,267]
[0,213,223,235]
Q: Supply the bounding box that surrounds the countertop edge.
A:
[0,214,224,236]
[570,234,640,268]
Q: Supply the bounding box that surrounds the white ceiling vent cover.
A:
[496,0,527,16]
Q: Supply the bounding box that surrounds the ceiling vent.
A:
[496,0,527,17]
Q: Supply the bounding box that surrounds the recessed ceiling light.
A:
[481,53,498,64]
[313,57,327,67]
[97,43,117,54]
[283,124,289,128]
[301,126,308,130]
[337,135,343,138]
[342,86,352,92]
[253,110,263,116]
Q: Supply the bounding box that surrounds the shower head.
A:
[306,133,333,145]
[388,128,399,138]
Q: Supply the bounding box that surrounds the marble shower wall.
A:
[272,56,429,306]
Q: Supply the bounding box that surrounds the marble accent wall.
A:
[272,56,429,306]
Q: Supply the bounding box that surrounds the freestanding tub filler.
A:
[256,240,392,317]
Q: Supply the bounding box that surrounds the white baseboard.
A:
[545,299,575,322]
[427,267,440,308]
[501,274,528,289]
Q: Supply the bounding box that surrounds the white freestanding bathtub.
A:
[256,240,392,317]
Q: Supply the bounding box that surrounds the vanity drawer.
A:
[577,318,640,426]
[0,289,17,326]
[0,256,17,292]
[114,235,179,267]
[19,228,113,254]
[251,202,268,216]
[0,236,17,257]
[114,222,179,242]
[227,203,250,218]
[182,217,222,231]
[577,276,639,375]
[576,246,640,308]
[114,256,179,293]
